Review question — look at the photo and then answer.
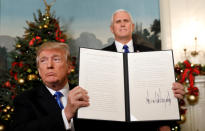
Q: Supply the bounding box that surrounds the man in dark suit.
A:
[75,9,185,131]
[11,42,89,131]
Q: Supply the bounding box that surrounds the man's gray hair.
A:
[110,9,134,26]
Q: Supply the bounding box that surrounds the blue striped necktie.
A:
[123,45,129,53]
[54,91,64,110]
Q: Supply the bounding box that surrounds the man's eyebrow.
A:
[115,19,121,22]
[40,54,61,58]
[39,56,47,59]
[53,54,61,57]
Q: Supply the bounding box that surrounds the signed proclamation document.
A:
[78,48,180,122]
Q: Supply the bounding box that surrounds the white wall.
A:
[160,0,205,64]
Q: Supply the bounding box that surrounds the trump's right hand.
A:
[64,86,89,121]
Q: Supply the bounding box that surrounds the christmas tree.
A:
[0,0,78,130]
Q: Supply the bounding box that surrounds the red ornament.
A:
[71,65,75,70]
[175,66,181,74]
[10,69,13,76]
[180,108,187,115]
[19,61,23,68]
[4,81,11,87]
[71,57,77,65]
[9,69,18,81]
[12,84,16,89]
[12,62,18,67]
[179,99,185,106]
[11,95,16,100]
[29,36,42,46]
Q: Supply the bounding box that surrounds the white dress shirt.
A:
[46,83,73,130]
[114,39,134,53]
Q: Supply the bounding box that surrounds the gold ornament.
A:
[187,94,198,104]
[16,44,21,48]
[71,69,75,72]
[178,114,186,124]
[4,117,8,121]
[43,39,48,42]
[39,25,42,29]
[35,70,39,74]
[27,74,37,81]
[0,124,5,131]
[27,68,32,73]
[27,75,33,81]
[3,109,7,113]
[21,88,25,92]
[18,78,25,84]
[6,105,11,110]
[44,24,48,28]
[11,108,14,112]
[6,114,11,119]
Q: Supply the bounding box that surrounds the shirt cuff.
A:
[62,109,72,130]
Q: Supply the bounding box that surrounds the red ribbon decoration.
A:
[188,86,199,96]
[55,23,65,43]
[12,61,23,68]
[10,61,23,81]
[14,73,18,81]
[180,60,200,96]
[180,60,200,85]
[12,62,18,67]
[29,36,42,46]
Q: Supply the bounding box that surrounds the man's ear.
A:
[131,23,135,32]
[38,68,41,77]
[67,63,72,75]
[110,25,114,34]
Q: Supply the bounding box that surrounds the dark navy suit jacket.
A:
[11,81,73,131]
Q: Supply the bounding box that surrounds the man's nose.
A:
[121,22,125,26]
[47,59,54,69]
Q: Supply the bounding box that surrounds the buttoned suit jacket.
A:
[10,81,73,131]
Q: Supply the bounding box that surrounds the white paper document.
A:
[128,51,179,121]
[78,48,180,122]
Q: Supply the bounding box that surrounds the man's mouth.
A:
[120,29,127,31]
[46,72,56,76]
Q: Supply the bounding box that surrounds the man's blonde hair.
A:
[36,42,71,66]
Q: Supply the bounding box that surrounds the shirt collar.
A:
[46,83,69,97]
[115,39,134,52]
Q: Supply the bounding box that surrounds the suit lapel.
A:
[133,42,139,52]
[103,43,117,52]
[36,84,61,114]
[110,43,117,52]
